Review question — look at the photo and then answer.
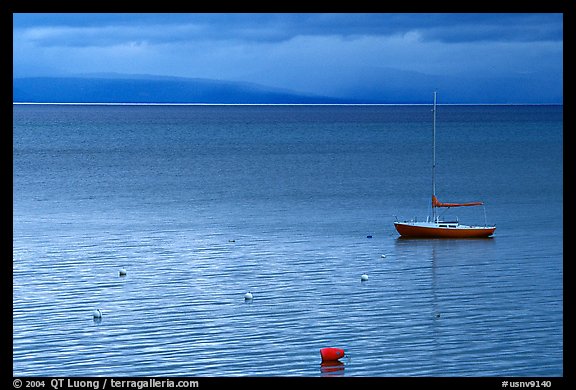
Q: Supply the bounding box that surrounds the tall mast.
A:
[431,91,437,222]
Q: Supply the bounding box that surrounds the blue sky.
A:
[12,13,564,103]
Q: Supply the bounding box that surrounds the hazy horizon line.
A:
[13,102,564,107]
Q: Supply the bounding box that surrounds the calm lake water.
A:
[13,104,563,377]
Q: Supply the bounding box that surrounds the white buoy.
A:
[119,268,127,276]
[361,273,369,282]
[93,309,102,318]
[244,291,253,300]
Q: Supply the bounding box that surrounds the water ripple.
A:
[13,105,563,376]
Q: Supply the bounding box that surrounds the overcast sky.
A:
[13,13,563,103]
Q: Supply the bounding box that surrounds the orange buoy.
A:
[320,347,345,362]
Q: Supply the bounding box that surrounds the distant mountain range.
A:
[12,75,349,104]
[13,72,563,104]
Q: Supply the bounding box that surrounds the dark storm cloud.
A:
[415,13,563,43]
[14,13,563,48]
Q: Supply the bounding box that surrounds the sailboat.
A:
[394,92,496,238]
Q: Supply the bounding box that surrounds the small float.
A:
[320,347,346,362]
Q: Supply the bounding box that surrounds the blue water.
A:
[13,104,563,377]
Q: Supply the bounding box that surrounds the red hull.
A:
[394,222,495,238]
